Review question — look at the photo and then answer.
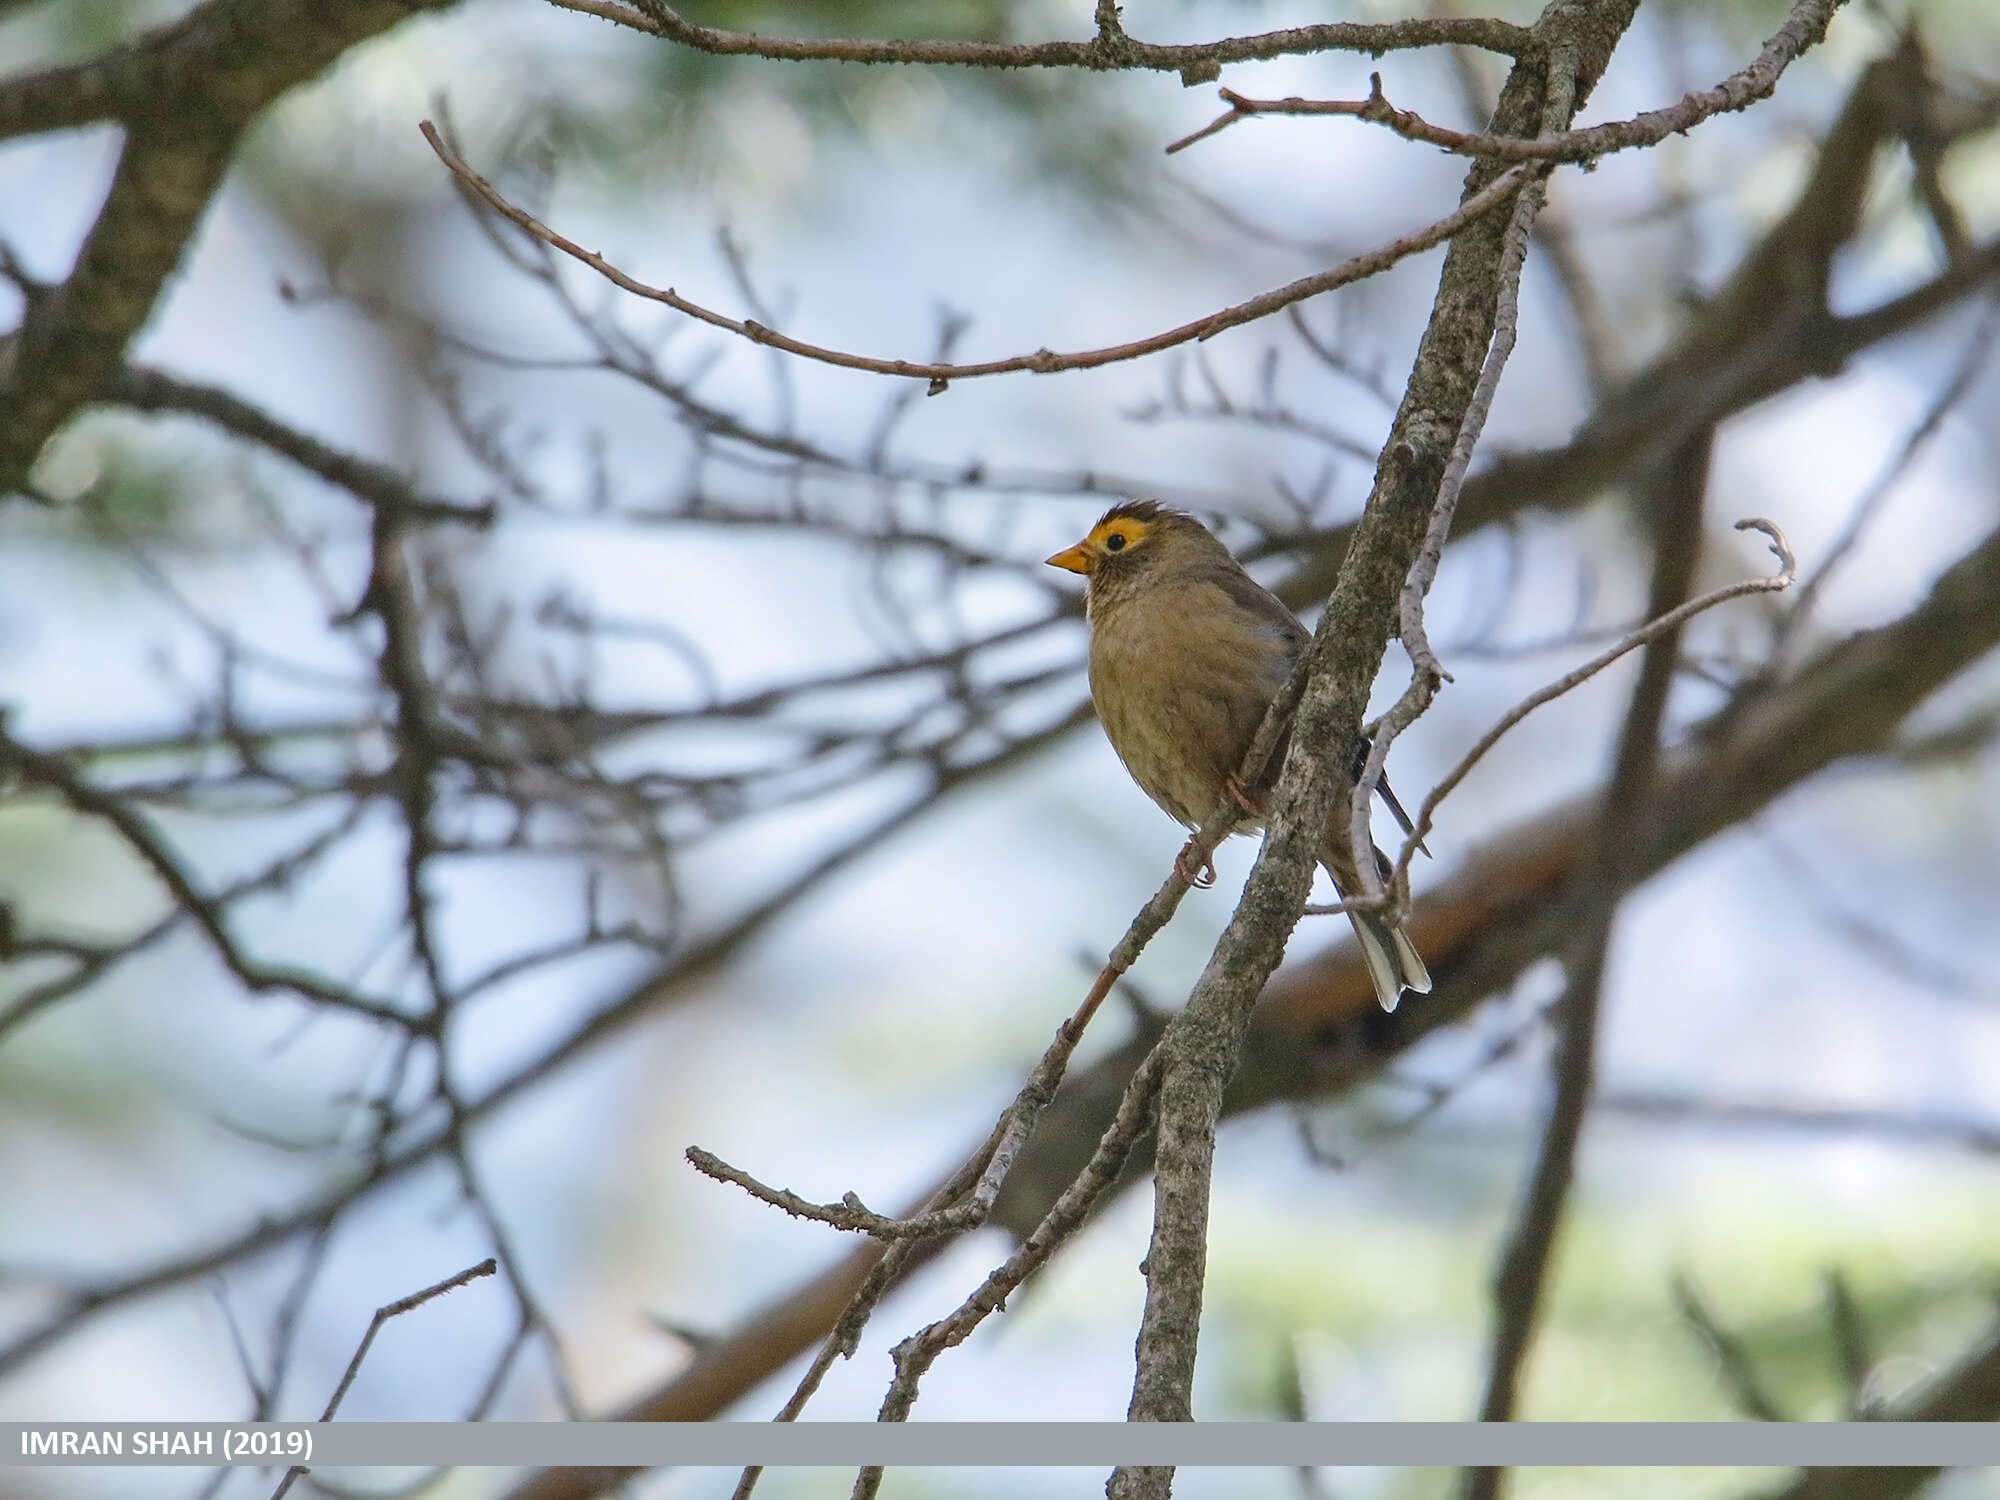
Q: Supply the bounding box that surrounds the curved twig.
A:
[420,118,1532,391]
[1167,0,1845,161]
[1391,519,1797,891]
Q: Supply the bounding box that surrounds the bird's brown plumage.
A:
[1046,502,1430,1010]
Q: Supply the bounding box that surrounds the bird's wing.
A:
[1207,564,1310,661]
[1210,563,1432,856]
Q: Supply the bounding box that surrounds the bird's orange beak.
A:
[1045,542,1093,575]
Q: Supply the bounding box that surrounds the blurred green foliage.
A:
[21,412,230,548]
[0,0,185,64]
[1204,1171,2000,1429]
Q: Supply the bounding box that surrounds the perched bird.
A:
[1046,500,1431,1011]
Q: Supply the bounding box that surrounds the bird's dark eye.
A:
[1105,533,1127,552]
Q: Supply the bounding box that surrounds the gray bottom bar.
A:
[0,1424,1992,1472]
[4,1423,1997,1469]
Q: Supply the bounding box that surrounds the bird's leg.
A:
[1175,837,1218,889]
[1221,773,1267,819]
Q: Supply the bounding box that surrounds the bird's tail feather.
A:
[1320,843,1432,1012]
[1347,908,1432,1014]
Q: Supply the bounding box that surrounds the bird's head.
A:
[1044,501,1223,591]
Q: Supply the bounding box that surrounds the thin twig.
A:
[551,0,1532,70]
[0,726,406,1024]
[1353,156,1547,909]
[685,1150,951,1239]
[1670,1272,1789,1422]
[268,1258,497,1500]
[847,1052,1167,1500]
[1354,39,1568,917]
[1779,296,2000,654]
[686,838,1191,1252]
[1168,0,1844,160]
[421,118,1532,391]
[1392,519,1796,893]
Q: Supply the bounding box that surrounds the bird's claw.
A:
[1175,840,1217,888]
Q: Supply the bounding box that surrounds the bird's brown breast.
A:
[1087,576,1295,829]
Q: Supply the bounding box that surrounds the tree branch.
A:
[101,364,497,526]
[1391,518,1795,890]
[1269,37,2000,613]
[0,0,461,490]
[268,1258,497,1500]
[549,0,1531,77]
[420,118,1534,390]
[0,724,405,1023]
[1168,0,1844,162]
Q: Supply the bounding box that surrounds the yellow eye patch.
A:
[1091,516,1149,554]
[1044,500,1167,574]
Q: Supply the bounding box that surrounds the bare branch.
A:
[1392,519,1796,892]
[0,725,405,1023]
[1670,1273,1789,1423]
[0,0,447,141]
[1779,296,2000,653]
[549,0,1532,75]
[0,0,460,490]
[102,364,497,527]
[1168,0,1845,161]
[420,117,1535,390]
[683,1147,965,1242]
[851,1051,1167,1498]
[1352,129,1549,915]
[268,1258,497,1500]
